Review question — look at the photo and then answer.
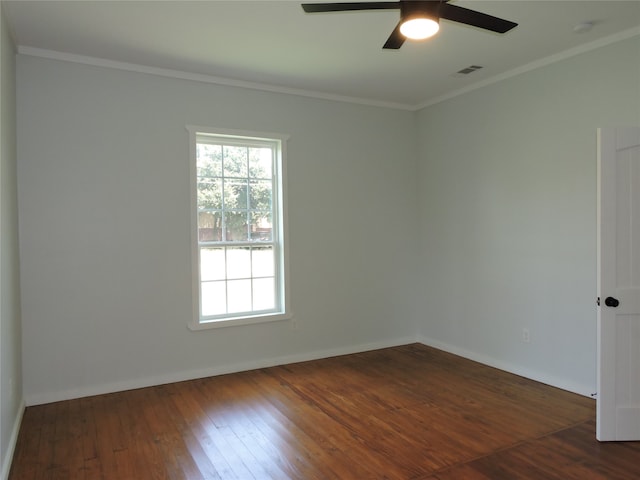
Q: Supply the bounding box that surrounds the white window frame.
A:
[187,126,291,330]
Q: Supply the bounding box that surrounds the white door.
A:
[597,127,640,441]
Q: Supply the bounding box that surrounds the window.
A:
[188,127,290,329]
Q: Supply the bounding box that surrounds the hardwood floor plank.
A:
[78,396,103,479]
[90,393,133,479]
[165,380,239,479]
[49,399,84,480]
[194,376,285,478]
[245,372,346,479]
[209,379,302,478]
[115,389,170,480]
[173,378,261,479]
[264,366,408,473]
[35,401,58,480]
[134,385,204,479]
[254,369,385,479]
[10,344,640,480]
[9,402,48,479]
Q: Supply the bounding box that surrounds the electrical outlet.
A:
[522,328,531,343]
[291,317,299,331]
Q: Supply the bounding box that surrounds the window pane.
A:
[200,248,225,281]
[249,147,272,179]
[250,212,272,242]
[198,212,222,242]
[252,247,274,277]
[249,180,272,211]
[223,145,248,177]
[227,279,252,313]
[224,211,248,241]
[224,179,248,209]
[197,179,222,210]
[253,278,275,310]
[197,144,222,177]
[226,247,251,280]
[201,281,226,316]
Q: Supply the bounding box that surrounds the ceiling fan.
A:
[301,1,518,49]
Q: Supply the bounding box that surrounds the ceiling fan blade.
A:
[440,3,517,33]
[383,20,405,49]
[302,2,399,13]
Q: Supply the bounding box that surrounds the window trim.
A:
[187,126,292,330]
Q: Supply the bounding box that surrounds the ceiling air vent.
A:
[452,65,483,77]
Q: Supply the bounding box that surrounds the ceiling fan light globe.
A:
[400,18,439,40]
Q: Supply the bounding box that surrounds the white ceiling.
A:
[4,0,640,109]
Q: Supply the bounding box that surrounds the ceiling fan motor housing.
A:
[400,1,441,22]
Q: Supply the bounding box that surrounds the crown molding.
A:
[17,25,640,113]
[417,26,640,110]
[16,45,415,111]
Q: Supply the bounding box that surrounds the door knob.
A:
[604,297,619,307]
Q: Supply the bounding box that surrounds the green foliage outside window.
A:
[197,143,273,242]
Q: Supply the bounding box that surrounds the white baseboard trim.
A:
[25,334,593,406]
[1,399,25,480]
[417,335,594,398]
[25,336,419,406]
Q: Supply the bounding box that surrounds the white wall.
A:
[16,26,639,407]
[416,35,640,395]
[17,56,420,405]
[0,5,23,478]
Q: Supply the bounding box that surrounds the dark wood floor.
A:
[9,344,640,479]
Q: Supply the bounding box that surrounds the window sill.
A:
[188,311,293,331]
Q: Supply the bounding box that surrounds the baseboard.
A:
[1,399,25,480]
[418,335,594,398]
[26,334,592,406]
[25,335,419,406]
